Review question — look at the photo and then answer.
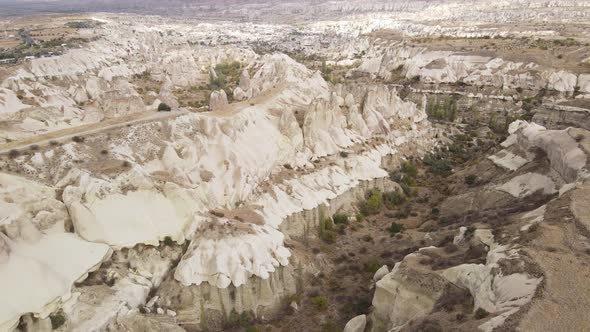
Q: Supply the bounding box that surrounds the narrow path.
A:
[0,109,189,155]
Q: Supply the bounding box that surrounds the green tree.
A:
[158,102,171,112]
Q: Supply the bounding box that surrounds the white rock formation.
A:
[3,52,433,303]
[547,71,578,93]
[353,45,581,93]
[496,172,557,198]
[0,174,110,331]
[509,120,588,182]
[488,150,529,171]
[442,233,543,332]
[371,250,447,331]
[578,74,590,94]
[343,314,367,332]
[233,69,253,101]
[373,265,389,282]
[209,89,229,111]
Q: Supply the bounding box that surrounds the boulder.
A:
[547,71,577,93]
[343,314,366,332]
[233,86,251,101]
[577,74,590,94]
[370,253,448,331]
[372,265,389,282]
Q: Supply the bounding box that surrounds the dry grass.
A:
[0,39,22,50]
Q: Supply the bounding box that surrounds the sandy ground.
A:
[518,187,590,331]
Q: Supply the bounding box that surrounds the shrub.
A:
[423,154,452,175]
[465,174,477,185]
[238,311,254,329]
[210,61,241,91]
[400,182,413,196]
[215,61,241,77]
[163,236,174,246]
[360,189,383,216]
[8,149,19,158]
[383,190,405,208]
[335,223,346,235]
[311,296,329,311]
[209,74,227,91]
[339,151,349,158]
[319,217,337,244]
[364,259,381,273]
[349,296,372,315]
[389,170,402,182]
[401,174,415,187]
[575,134,584,142]
[388,222,403,234]
[355,213,364,222]
[30,144,39,151]
[401,161,418,177]
[475,308,490,319]
[158,102,172,112]
[72,135,85,143]
[431,207,440,215]
[332,214,348,225]
[50,311,66,329]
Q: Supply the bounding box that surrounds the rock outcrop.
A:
[0,174,111,331]
[344,315,367,332]
[0,47,434,329]
[366,118,590,332]
[209,89,229,112]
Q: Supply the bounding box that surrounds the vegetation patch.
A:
[423,154,452,175]
[332,214,349,225]
[383,190,406,209]
[49,311,66,329]
[319,217,337,244]
[360,189,383,216]
[158,102,172,112]
[311,296,329,311]
[474,308,490,319]
[387,222,404,235]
